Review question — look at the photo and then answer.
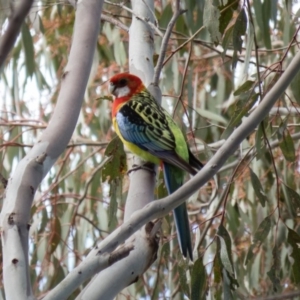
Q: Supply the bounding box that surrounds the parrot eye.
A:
[118,78,127,87]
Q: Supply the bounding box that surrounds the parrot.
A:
[109,73,203,260]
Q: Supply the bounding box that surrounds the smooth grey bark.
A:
[43,242,134,300]
[0,0,34,68]
[0,1,103,299]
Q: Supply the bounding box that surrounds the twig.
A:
[197,156,245,251]
[0,0,34,68]
[162,25,205,69]
[105,0,163,37]
[250,290,300,300]
[153,1,187,85]
[0,141,109,149]
[101,14,129,32]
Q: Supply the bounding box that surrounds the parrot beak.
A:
[109,82,116,95]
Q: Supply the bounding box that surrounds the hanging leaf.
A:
[267,244,281,292]
[222,90,259,139]
[278,129,296,162]
[245,215,272,264]
[102,136,127,183]
[233,80,255,96]
[218,0,239,35]
[232,8,247,68]
[253,0,271,49]
[196,108,228,124]
[283,183,300,212]
[214,249,222,285]
[249,167,268,207]
[21,22,35,77]
[191,258,207,300]
[223,269,234,300]
[178,261,190,297]
[217,225,234,275]
[49,255,66,289]
[287,228,300,284]
[49,217,62,255]
[255,122,266,159]
[218,235,234,275]
[203,0,221,45]
[108,178,120,230]
[222,25,234,58]
[290,71,300,105]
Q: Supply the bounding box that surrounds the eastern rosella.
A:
[109,73,203,259]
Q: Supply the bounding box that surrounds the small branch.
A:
[153,1,186,85]
[162,25,205,68]
[250,290,300,300]
[101,14,129,32]
[0,0,34,68]
[219,131,300,173]
[105,0,163,37]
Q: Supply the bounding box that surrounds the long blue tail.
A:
[163,162,193,260]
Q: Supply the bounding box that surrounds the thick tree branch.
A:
[0,1,104,299]
[0,0,33,68]
[42,242,135,300]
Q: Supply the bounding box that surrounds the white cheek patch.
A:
[116,86,130,97]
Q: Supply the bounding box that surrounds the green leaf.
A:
[21,22,35,76]
[245,215,272,264]
[290,68,300,105]
[223,269,234,300]
[222,92,259,138]
[102,136,127,183]
[203,0,221,45]
[278,129,296,162]
[217,225,234,275]
[213,249,222,285]
[108,178,120,230]
[287,228,300,284]
[191,258,207,300]
[253,0,271,49]
[267,245,281,292]
[232,8,247,68]
[196,108,228,124]
[222,24,234,58]
[218,0,239,35]
[283,183,300,212]
[49,217,61,255]
[218,235,234,275]
[159,3,173,28]
[178,261,190,297]
[233,80,255,96]
[49,255,66,289]
[255,122,266,159]
[249,167,268,207]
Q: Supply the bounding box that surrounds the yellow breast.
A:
[113,118,160,164]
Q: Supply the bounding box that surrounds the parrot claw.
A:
[127,162,156,175]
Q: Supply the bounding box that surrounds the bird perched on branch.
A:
[109,73,203,260]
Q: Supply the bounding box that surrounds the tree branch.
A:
[0,1,104,299]
[0,0,34,68]
[153,0,186,85]
[42,242,134,300]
